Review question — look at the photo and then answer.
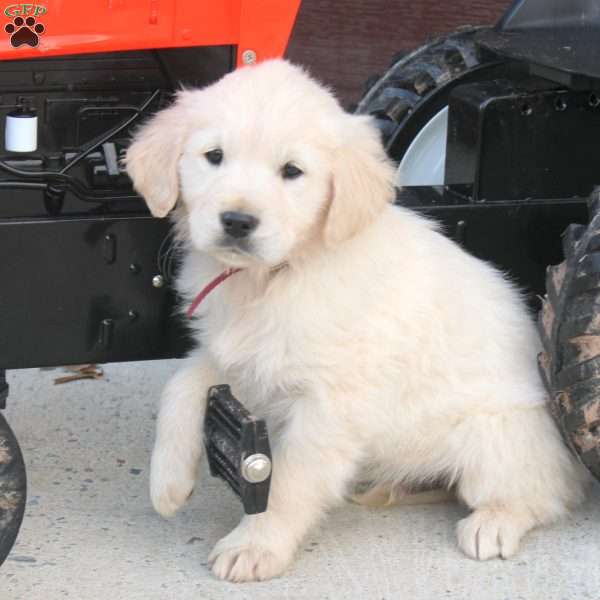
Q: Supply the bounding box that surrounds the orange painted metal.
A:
[237,0,302,67]
[0,1,301,64]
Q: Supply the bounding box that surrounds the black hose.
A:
[0,161,71,181]
[0,180,47,190]
[0,179,141,203]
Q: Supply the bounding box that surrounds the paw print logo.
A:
[5,16,44,48]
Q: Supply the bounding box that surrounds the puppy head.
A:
[126,60,395,268]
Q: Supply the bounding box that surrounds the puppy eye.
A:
[281,162,303,180]
[205,148,223,165]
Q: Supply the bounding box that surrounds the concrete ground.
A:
[2,360,600,600]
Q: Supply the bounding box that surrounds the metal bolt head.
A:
[241,453,271,483]
[152,274,164,288]
[554,97,567,112]
[242,49,257,65]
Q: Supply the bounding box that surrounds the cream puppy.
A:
[126,60,588,582]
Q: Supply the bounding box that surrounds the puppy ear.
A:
[125,93,191,218]
[325,115,396,245]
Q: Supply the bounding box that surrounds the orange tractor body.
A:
[0,1,300,66]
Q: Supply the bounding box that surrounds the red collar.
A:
[186,262,287,318]
[186,268,242,318]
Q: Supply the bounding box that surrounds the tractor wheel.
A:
[356,28,514,186]
[0,412,26,567]
[538,189,600,480]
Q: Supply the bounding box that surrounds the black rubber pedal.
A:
[204,385,271,514]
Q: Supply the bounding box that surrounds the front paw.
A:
[150,440,199,517]
[456,509,529,560]
[208,523,295,582]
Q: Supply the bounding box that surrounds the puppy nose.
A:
[220,211,259,239]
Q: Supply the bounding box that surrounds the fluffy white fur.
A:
[126,60,588,582]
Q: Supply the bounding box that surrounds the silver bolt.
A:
[242,49,257,65]
[241,453,271,483]
[152,274,164,288]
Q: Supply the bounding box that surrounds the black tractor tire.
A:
[0,412,26,567]
[356,27,516,164]
[538,188,600,481]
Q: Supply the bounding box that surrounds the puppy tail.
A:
[350,482,455,507]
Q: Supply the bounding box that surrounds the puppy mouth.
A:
[212,239,259,267]
[218,235,252,251]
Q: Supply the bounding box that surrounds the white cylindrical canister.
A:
[5,109,38,152]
